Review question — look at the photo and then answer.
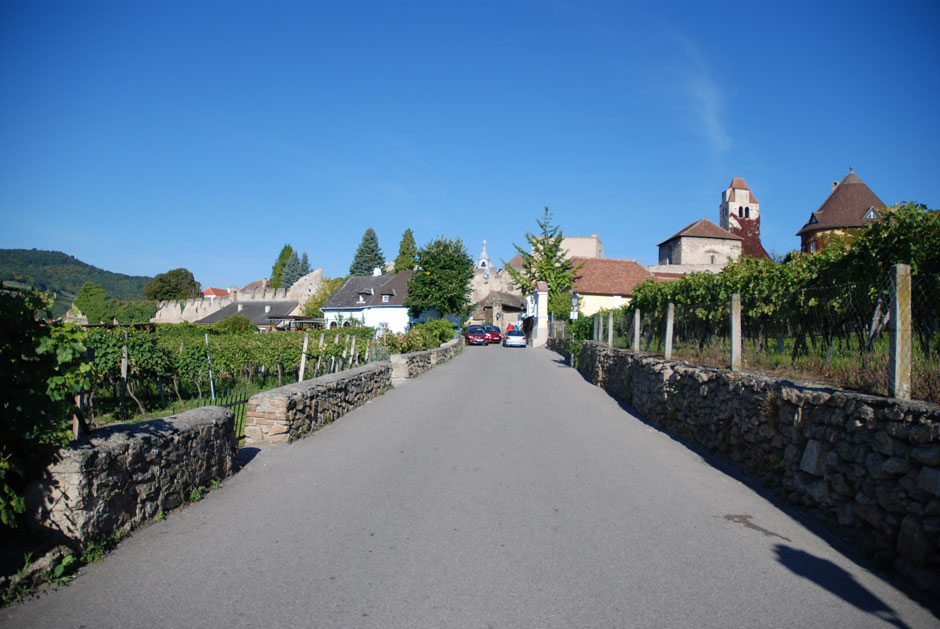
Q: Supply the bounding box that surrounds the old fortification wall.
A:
[26,407,238,544]
[557,340,940,592]
[152,268,324,323]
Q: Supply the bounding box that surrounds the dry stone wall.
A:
[244,362,392,445]
[390,337,462,379]
[26,407,238,544]
[561,340,940,593]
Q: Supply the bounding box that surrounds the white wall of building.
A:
[323,306,411,334]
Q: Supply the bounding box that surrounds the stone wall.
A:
[244,362,392,445]
[562,340,940,592]
[390,337,463,379]
[26,407,238,544]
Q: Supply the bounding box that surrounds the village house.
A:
[571,257,652,316]
[320,269,413,334]
[796,168,887,254]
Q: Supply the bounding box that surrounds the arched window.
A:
[710,255,716,264]
[738,206,744,218]
[745,206,750,218]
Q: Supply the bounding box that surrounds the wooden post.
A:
[607,312,614,347]
[730,293,742,371]
[120,330,128,420]
[664,303,674,360]
[314,334,325,377]
[298,331,310,383]
[593,314,601,342]
[350,336,358,367]
[890,264,912,400]
[205,333,216,402]
[633,309,641,351]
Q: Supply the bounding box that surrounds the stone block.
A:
[897,516,934,567]
[799,440,828,476]
[873,431,908,457]
[911,445,940,467]
[918,467,940,497]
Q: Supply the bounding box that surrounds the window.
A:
[744,207,750,218]
[357,294,365,303]
[865,207,879,220]
[710,255,715,264]
[809,241,817,253]
[382,294,389,303]
[738,206,743,217]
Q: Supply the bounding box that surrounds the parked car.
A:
[502,329,527,348]
[463,325,487,345]
[482,325,502,344]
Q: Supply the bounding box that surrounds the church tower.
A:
[719,177,768,259]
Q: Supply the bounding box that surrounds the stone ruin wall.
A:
[555,340,940,593]
[151,268,324,323]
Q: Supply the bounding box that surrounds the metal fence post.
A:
[633,309,641,351]
[608,312,614,347]
[890,263,912,400]
[730,293,742,371]
[664,302,674,360]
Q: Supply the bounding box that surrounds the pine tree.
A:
[349,228,385,276]
[270,244,294,289]
[299,252,311,276]
[504,206,583,319]
[281,251,303,288]
[394,228,418,272]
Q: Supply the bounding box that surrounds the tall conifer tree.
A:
[394,228,418,272]
[349,228,385,276]
[270,244,294,289]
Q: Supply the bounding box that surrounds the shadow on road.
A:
[774,545,911,629]
[237,447,261,468]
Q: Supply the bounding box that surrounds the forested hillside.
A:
[0,249,153,316]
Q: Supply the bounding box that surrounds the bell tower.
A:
[719,177,768,259]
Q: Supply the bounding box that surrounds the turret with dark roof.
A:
[797,169,886,253]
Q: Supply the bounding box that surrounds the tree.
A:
[270,244,294,289]
[281,251,303,289]
[74,281,113,323]
[349,228,385,276]
[299,252,311,277]
[302,276,346,318]
[144,268,201,301]
[504,206,583,319]
[405,237,474,319]
[394,228,418,272]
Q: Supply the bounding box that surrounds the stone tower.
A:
[719,177,768,259]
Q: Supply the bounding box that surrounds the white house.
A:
[320,270,413,334]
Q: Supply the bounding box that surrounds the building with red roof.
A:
[796,169,886,254]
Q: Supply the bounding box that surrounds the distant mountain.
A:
[0,249,153,317]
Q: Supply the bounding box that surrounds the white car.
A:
[502,329,527,348]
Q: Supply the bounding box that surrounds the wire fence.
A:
[587,270,939,404]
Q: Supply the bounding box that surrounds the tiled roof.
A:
[240,279,268,292]
[729,177,758,204]
[506,253,525,270]
[652,272,684,282]
[797,171,887,236]
[196,301,299,325]
[478,290,525,310]
[203,287,229,297]
[572,258,651,295]
[658,218,742,246]
[321,271,413,309]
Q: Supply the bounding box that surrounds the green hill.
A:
[0,249,153,317]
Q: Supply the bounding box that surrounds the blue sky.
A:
[2,0,938,291]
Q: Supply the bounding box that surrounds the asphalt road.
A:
[3,345,937,628]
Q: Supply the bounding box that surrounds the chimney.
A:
[237,304,243,312]
[264,305,271,313]
[372,267,382,276]
[832,181,839,192]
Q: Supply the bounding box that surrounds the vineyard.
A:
[81,317,457,425]
[584,204,940,404]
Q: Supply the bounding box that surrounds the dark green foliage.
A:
[0,249,152,318]
[349,228,385,276]
[281,251,303,289]
[394,228,418,272]
[270,245,294,289]
[504,207,582,319]
[210,315,255,335]
[1,288,89,531]
[381,319,454,354]
[405,237,474,319]
[299,252,311,277]
[144,268,201,301]
[73,282,158,324]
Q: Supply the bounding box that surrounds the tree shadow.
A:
[774,545,911,629]
[237,447,261,468]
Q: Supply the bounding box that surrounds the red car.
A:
[463,325,487,345]
[482,325,502,344]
